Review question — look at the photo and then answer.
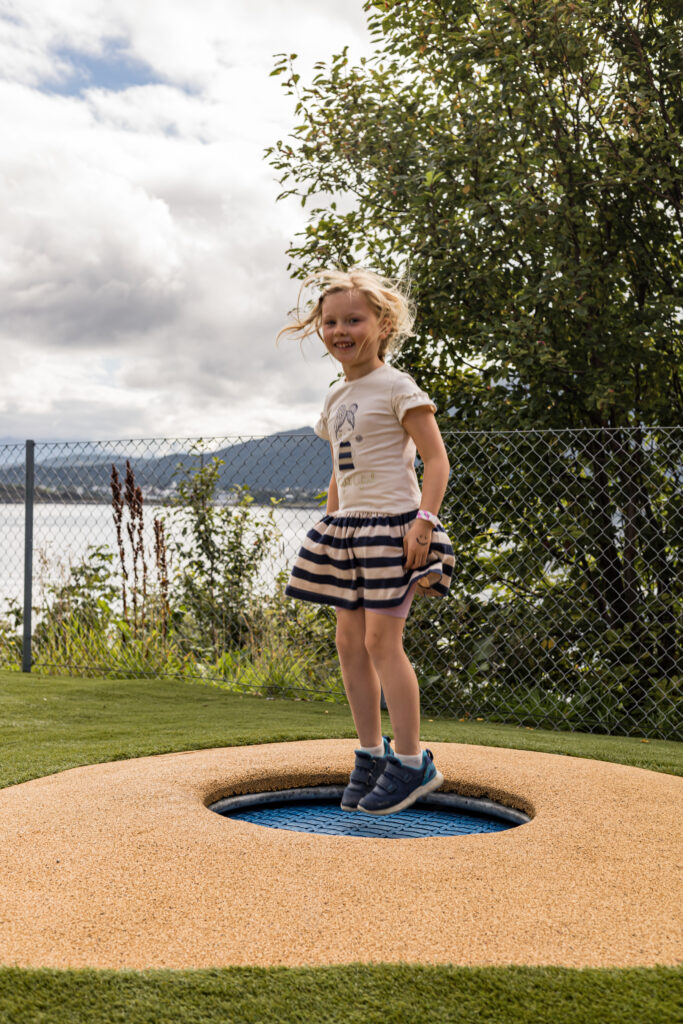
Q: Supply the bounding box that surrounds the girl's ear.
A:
[377,319,393,360]
[379,315,392,339]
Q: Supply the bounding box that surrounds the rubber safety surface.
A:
[0,739,680,968]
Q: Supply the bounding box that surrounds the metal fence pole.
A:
[22,439,35,673]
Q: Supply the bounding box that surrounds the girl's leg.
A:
[363,611,420,756]
[335,607,383,749]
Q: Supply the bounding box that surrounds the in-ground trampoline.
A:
[210,786,529,838]
[0,738,680,970]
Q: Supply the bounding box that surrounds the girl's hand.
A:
[403,520,433,570]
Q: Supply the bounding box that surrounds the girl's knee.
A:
[364,620,403,664]
[335,621,366,660]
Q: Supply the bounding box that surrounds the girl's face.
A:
[320,290,387,380]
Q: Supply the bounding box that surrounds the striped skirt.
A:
[285,510,455,611]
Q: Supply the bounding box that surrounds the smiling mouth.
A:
[334,341,355,349]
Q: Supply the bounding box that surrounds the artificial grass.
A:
[0,965,681,1024]
[0,669,681,790]
[1,671,681,1024]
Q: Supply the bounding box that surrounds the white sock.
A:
[359,741,385,757]
[395,750,423,769]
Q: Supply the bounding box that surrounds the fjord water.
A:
[0,503,322,613]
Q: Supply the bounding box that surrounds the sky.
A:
[0,0,373,443]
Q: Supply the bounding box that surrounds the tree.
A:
[268,0,682,430]
[268,1,683,736]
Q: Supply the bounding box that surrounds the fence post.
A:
[22,439,35,673]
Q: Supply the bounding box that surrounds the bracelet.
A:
[416,509,439,527]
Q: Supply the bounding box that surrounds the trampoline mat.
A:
[212,787,525,839]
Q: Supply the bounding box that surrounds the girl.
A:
[280,269,454,815]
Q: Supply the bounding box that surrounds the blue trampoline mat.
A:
[224,799,513,839]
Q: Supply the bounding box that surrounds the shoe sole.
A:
[358,770,444,816]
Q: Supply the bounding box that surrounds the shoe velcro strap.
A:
[384,760,417,784]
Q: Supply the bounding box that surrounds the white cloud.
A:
[0,0,371,441]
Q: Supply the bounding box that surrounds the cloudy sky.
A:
[0,0,372,443]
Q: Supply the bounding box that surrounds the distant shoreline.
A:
[0,490,321,508]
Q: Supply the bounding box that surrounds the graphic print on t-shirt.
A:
[333,403,358,438]
[338,440,355,472]
[334,402,358,474]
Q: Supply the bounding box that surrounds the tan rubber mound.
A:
[0,739,681,969]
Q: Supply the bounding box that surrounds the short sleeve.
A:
[391,373,436,424]
[314,411,329,440]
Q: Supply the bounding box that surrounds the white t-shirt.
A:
[314,363,436,514]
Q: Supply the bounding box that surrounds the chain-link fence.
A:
[1,428,681,739]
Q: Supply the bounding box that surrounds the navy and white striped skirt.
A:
[284,510,455,611]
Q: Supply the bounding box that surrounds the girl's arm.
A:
[326,442,339,514]
[401,407,450,570]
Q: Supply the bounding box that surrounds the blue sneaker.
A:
[358,750,443,816]
[340,737,394,812]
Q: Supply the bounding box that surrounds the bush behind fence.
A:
[0,428,680,739]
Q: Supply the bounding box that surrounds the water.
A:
[0,503,324,614]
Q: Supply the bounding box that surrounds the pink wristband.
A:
[416,509,439,527]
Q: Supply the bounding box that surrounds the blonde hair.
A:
[278,267,415,361]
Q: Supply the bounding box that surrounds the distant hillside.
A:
[0,428,330,503]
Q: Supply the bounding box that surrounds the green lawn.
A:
[1,670,680,789]
[1,669,681,1024]
[1,965,681,1024]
